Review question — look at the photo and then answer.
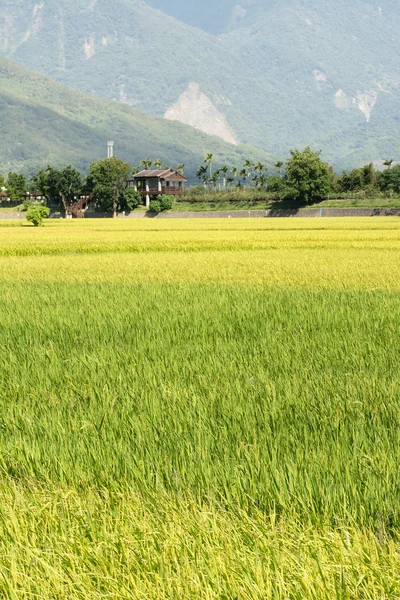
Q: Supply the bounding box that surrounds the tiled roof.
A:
[132,169,187,181]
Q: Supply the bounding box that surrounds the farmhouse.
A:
[128,169,187,207]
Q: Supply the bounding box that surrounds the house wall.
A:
[147,178,161,189]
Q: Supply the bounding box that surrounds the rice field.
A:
[1,217,400,599]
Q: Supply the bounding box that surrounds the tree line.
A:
[0,157,186,219]
[196,149,400,204]
[2,149,400,223]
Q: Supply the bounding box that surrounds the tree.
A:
[239,168,248,182]
[140,158,153,171]
[153,158,163,169]
[177,163,185,174]
[7,172,27,202]
[274,161,284,177]
[379,165,400,195]
[383,159,394,170]
[31,166,82,214]
[196,165,208,187]
[243,160,253,181]
[204,153,214,179]
[362,163,376,187]
[285,147,331,204]
[118,187,142,212]
[220,165,229,188]
[258,173,268,189]
[31,167,64,204]
[26,205,50,227]
[210,171,220,188]
[88,158,131,217]
[57,167,83,215]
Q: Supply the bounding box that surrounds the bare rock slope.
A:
[164,83,237,145]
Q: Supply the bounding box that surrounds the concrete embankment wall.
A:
[116,207,400,219]
[2,208,400,220]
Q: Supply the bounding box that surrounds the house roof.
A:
[131,169,187,182]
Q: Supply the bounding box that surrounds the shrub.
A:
[379,165,400,195]
[26,205,50,227]
[119,187,142,212]
[160,195,174,211]
[149,196,174,213]
[149,199,161,213]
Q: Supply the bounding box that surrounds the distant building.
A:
[0,190,44,203]
[128,169,187,207]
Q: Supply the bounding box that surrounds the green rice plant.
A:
[0,217,399,598]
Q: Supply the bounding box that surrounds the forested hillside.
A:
[1,0,400,168]
[0,57,270,176]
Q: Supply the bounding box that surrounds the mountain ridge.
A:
[0,56,270,176]
[1,0,400,168]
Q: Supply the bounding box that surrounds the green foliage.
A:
[1,1,400,168]
[88,158,131,215]
[118,187,142,212]
[379,165,400,195]
[6,172,27,202]
[285,147,331,204]
[149,199,161,213]
[54,166,82,208]
[0,56,270,179]
[160,195,174,211]
[26,204,50,226]
[149,195,174,213]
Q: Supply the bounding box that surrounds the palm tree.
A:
[239,168,248,182]
[383,159,394,170]
[274,161,284,177]
[231,166,238,180]
[154,158,163,169]
[196,165,207,181]
[177,164,185,174]
[259,173,267,189]
[140,158,152,171]
[204,153,214,179]
[210,171,220,188]
[243,159,254,182]
[220,166,229,188]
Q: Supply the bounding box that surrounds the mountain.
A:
[0,57,270,177]
[1,0,400,169]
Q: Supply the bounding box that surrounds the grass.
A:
[1,217,400,598]
[171,194,400,212]
[0,204,23,213]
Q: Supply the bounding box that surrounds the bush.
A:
[26,205,50,227]
[149,195,174,213]
[149,199,161,213]
[118,187,142,212]
[379,166,400,195]
[160,195,174,211]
